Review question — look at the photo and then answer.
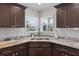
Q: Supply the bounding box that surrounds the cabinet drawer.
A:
[28,42,51,47]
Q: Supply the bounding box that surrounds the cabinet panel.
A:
[28,47,51,56]
[56,3,79,28]
[41,47,51,56]
[52,43,78,56]
[57,7,67,28]
[70,4,79,27]
[28,48,40,56]
[28,42,51,56]
[17,49,27,56]
[14,6,25,27]
[0,4,11,27]
[0,43,27,56]
[0,3,25,28]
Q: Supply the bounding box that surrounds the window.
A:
[41,17,53,32]
[25,16,38,32]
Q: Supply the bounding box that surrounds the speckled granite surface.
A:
[0,36,79,49]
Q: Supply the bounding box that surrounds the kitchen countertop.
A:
[0,36,79,49]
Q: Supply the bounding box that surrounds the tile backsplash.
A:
[57,28,79,38]
[0,28,79,39]
[0,28,27,39]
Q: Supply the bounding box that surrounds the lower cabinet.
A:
[0,43,28,56]
[5,50,27,56]
[52,43,79,56]
[28,47,51,56]
[0,42,79,56]
[16,49,27,56]
[53,48,70,56]
[28,42,51,56]
[29,48,42,56]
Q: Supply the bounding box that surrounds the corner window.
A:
[41,17,53,32]
[25,16,38,32]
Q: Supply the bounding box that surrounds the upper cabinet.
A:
[0,3,26,28]
[0,4,11,27]
[55,3,79,28]
[11,5,25,27]
[56,7,67,28]
[70,4,79,27]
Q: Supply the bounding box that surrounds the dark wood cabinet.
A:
[29,47,51,56]
[52,43,79,56]
[57,7,67,28]
[0,3,26,28]
[0,43,27,56]
[29,48,41,56]
[70,4,79,27]
[55,3,79,28]
[0,41,79,56]
[16,49,27,56]
[28,42,51,56]
[41,47,51,56]
[0,4,11,27]
[56,5,71,28]
[11,6,25,27]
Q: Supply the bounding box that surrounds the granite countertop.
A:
[0,36,79,49]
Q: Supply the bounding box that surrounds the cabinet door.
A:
[14,6,25,27]
[11,6,25,27]
[53,48,61,56]
[28,47,51,56]
[0,4,11,27]
[70,4,79,27]
[41,48,51,56]
[28,48,41,56]
[57,7,67,28]
[17,49,27,56]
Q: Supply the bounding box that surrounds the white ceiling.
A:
[20,3,59,11]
